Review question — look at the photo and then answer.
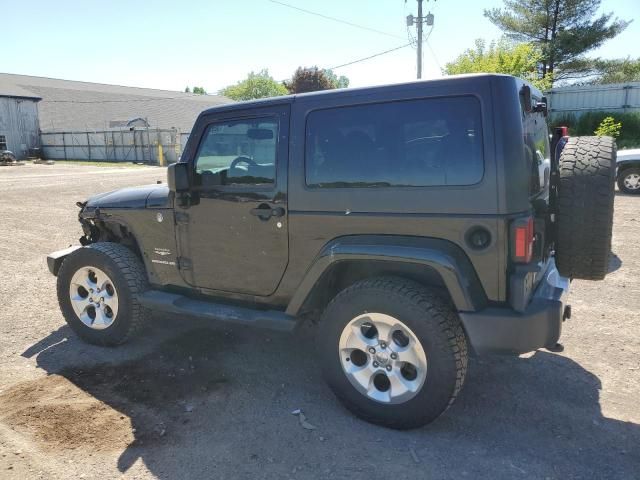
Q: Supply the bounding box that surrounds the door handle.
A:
[250,204,285,220]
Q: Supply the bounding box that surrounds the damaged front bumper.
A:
[46,246,81,276]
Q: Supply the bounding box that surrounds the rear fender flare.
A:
[286,235,487,316]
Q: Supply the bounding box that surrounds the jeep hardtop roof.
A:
[201,73,540,117]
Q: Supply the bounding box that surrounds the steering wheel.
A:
[230,156,258,172]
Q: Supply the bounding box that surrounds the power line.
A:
[425,40,442,71]
[267,0,404,39]
[277,43,416,81]
[328,43,414,70]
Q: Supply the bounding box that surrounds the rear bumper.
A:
[459,259,570,355]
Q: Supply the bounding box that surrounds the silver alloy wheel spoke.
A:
[102,289,119,313]
[387,368,419,397]
[624,173,640,190]
[395,338,427,372]
[338,312,427,405]
[341,323,376,353]
[69,266,118,330]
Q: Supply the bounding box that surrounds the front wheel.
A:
[318,277,468,429]
[56,242,149,346]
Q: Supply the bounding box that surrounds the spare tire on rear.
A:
[555,136,616,280]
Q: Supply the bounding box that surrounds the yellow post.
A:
[158,143,165,166]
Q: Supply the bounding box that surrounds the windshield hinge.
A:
[175,211,189,224]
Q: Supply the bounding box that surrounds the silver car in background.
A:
[617,148,640,194]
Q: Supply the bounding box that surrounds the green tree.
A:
[324,69,350,89]
[219,70,288,101]
[594,116,622,137]
[285,66,334,94]
[184,86,191,93]
[484,0,630,84]
[590,57,640,84]
[192,86,207,95]
[444,39,552,91]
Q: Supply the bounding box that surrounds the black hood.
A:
[85,184,171,209]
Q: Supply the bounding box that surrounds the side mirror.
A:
[533,101,548,117]
[520,85,533,113]
[534,95,549,117]
[167,162,189,192]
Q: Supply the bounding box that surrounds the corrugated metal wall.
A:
[0,97,40,159]
[547,82,640,117]
[40,128,182,164]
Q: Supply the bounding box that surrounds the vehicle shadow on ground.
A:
[615,190,639,197]
[17,320,640,479]
[609,251,622,273]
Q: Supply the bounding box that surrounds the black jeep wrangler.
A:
[48,74,616,429]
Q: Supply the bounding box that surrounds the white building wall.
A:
[547,82,640,118]
[0,97,40,159]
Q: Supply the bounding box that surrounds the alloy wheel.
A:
[69,266,119,330]
[338,313,427,404]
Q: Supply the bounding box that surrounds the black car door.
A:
[176,105,289,296]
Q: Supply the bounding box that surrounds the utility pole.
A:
[416,0,423,79]
[406,0,435,79]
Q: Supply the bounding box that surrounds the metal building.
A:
[0,73,232,164]
[0,86,41,160]
[547,82,640,118]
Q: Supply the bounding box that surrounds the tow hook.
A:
[563,305,572,322]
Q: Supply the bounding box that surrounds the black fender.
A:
[286,235,488,315]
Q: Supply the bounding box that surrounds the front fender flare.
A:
[286,235,487,315]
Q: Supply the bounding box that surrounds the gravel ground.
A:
[0,163,638,480]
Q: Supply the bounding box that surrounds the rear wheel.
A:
[617,167,640,194]
[555,136,616,280]
[57,242,149,346]
[318,277,468,429]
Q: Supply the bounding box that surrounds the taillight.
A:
[511,216,534,263]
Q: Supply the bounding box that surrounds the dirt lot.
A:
[0,163,638,479]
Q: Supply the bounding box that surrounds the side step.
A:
[138,290,297,332]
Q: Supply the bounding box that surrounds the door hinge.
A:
[175,211,189,224]
[178,256,192,270]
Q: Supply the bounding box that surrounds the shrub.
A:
[549,111,640,148]
[594,116,622,137]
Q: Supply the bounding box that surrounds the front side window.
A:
[195,117,278,187]
[0,135,6,151]
[305,96,484,188]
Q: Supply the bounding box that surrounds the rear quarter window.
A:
[522,108,551,196]
[305,96,484,188]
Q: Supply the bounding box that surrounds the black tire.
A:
[56,242,149,346]
[617,167,640,195]
[556,136,616,280]
[318,277,468,429]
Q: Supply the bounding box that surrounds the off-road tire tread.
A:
[556,136,615,280]
[321,276,468,429]
[56,242,149,345]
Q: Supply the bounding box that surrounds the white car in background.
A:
[617,148,640,194]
